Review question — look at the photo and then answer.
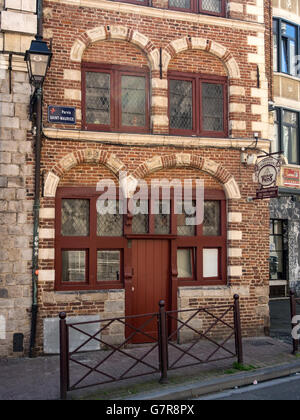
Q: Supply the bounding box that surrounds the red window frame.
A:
[168,71,228,138]
[82,62,150,134]
[175,190,227,286]
[55,187,127,291]
[55,187,227,290]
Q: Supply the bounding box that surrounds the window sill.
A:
[178,281,227,287]
[126,234,177,239]
[54,288,125,294]
[43,128,270,152]
[55,284,124,292]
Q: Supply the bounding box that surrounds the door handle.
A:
[131,286,135,292]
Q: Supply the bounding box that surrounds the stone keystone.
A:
[120,175,138,198]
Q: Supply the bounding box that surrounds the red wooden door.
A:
[127,239,170,343]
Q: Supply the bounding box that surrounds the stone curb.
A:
[122,361,300,400]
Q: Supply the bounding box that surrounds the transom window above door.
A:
[168,72,228,137]
[82,63,150,133]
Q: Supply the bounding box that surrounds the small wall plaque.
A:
[48,105,76,125]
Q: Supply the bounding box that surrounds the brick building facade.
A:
[0,0,273,356]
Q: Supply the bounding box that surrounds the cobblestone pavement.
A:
[0,336,296,400]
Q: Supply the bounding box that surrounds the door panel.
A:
[127,239,170,343]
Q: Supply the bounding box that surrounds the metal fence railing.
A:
[59,294,243,399]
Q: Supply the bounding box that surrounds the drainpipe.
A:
[29,0,44,358]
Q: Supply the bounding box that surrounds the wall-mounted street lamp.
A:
[25,38,52,88]
[25,36,52,358]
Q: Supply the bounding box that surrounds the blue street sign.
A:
[48,105,76,124]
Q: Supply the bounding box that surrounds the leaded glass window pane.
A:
[62,250,86,283]
[97,200,123,237]
[97,250,120,282]
[169,0,191,9]
[121,75,146,127]
[132,214,148,234]
[170,79,193,130]
[202,83,223,132]
[176,200,196,236]
[86,72,110,125]
[154,200,170,234]
[61,199,89,236]
[201,0,221,13]
[203,201,220,236]
[132,200,149,234]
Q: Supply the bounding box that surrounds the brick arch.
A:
[70,25,159,71]
[132,153,241,200]
[43,149,126,198]
[162,37,240,79]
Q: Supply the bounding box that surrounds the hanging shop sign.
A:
[254,154,281,199]
[280,167,300,189]
[48,105,76,125]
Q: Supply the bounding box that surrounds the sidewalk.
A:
[0,336,299,400]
